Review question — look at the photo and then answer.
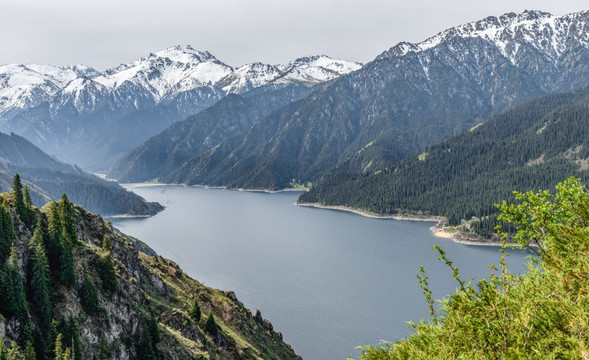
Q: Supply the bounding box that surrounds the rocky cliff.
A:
[0,188,299,359]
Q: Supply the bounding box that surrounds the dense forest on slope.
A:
[0,175,299,359]
[358,178,589,359]
[300,88,589,237]
[154,11,589,190]
[0,132,162,216]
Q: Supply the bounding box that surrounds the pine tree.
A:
[23,185,33,225]
[59,194,77,247]
[204,313,219,337]
[189,299,201,322]
[101,236,112,254]
[21,341,35,360]
[58,238,75,288]
[136,325,156,360]
[147,312,160,346]
[47,201,75,287]
[46,201,62,271]
[55,318,80,360]
[99,238,118,294]
[79,269,99,315]
[0,201,17,262]
[12,174,27,224]
[54,333,70,360]
[27,225,52,335]
[0,245,28,319]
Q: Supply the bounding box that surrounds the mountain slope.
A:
[0,46,359,171]
[299,87,589,237]
[0,132,162,216]
[109,83,316,182]
[159,10,589,190]
[0,188,300,359]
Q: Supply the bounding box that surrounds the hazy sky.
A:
[1,0,587,70]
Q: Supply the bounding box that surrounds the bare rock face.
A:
[253,309,263,323]
[226,291,237,301]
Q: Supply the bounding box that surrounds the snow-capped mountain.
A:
[0,46,359,117]
[145,10,589,190]
[218,56,361,94]
[0,45,359,170]
[217,62,283,94]
[276,55,362,84]
[387,10,589,63]
[95,45,233,102]
[0,63,99,114]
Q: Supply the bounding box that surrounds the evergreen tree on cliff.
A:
[99,236,118,293]
[0,199,17,262]
[46,201,75,287]
[0,245,28,319]
[59,194,77,247]
[27,225,52,335]
[12,174,28,225]
[23,184,34,224]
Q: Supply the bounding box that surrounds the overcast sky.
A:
[0,0,587,70]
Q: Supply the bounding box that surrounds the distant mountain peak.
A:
[151,45,219,64]
[381,10,589,63]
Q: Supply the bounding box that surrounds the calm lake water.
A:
[111,185,530,360]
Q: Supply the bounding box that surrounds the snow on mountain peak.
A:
[218,56,361,94]
[384,10,589,63]
[276,55,362,84]
[0,47,360,112]
[219,62,282,94]
[96,46,233,101]
[0,63,99,111]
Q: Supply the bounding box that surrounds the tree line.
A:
[300,88,589,237]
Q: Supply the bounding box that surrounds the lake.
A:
[111,185,530,360]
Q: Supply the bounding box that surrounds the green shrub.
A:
[358,177,589,359]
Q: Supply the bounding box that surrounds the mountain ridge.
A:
[147,9,589,190]
[299,86,589,238]
[0,46,360,171]
[0,131,163,216]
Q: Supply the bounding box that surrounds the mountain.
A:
[0,132,162,216]
[299,86,589,238]
[0,46,360,171]
[154,10,589,190]
[0,188,300,359]
[0,64,99,117]
[108,83,318,182]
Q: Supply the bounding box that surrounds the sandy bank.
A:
[297,202,503,247]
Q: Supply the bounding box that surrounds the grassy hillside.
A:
[357,178,589,359]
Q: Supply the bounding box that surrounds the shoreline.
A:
[121,182,308,193]
[296,202,503,247]
[120,184,505,247]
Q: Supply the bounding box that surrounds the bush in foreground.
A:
[358,177,589,359]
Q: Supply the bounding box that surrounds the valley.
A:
[1,7,589,360]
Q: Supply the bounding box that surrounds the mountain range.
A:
[299,86,589,237]
[112,10,589,189]
[0,132,162,216]
[0,46,360,170]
